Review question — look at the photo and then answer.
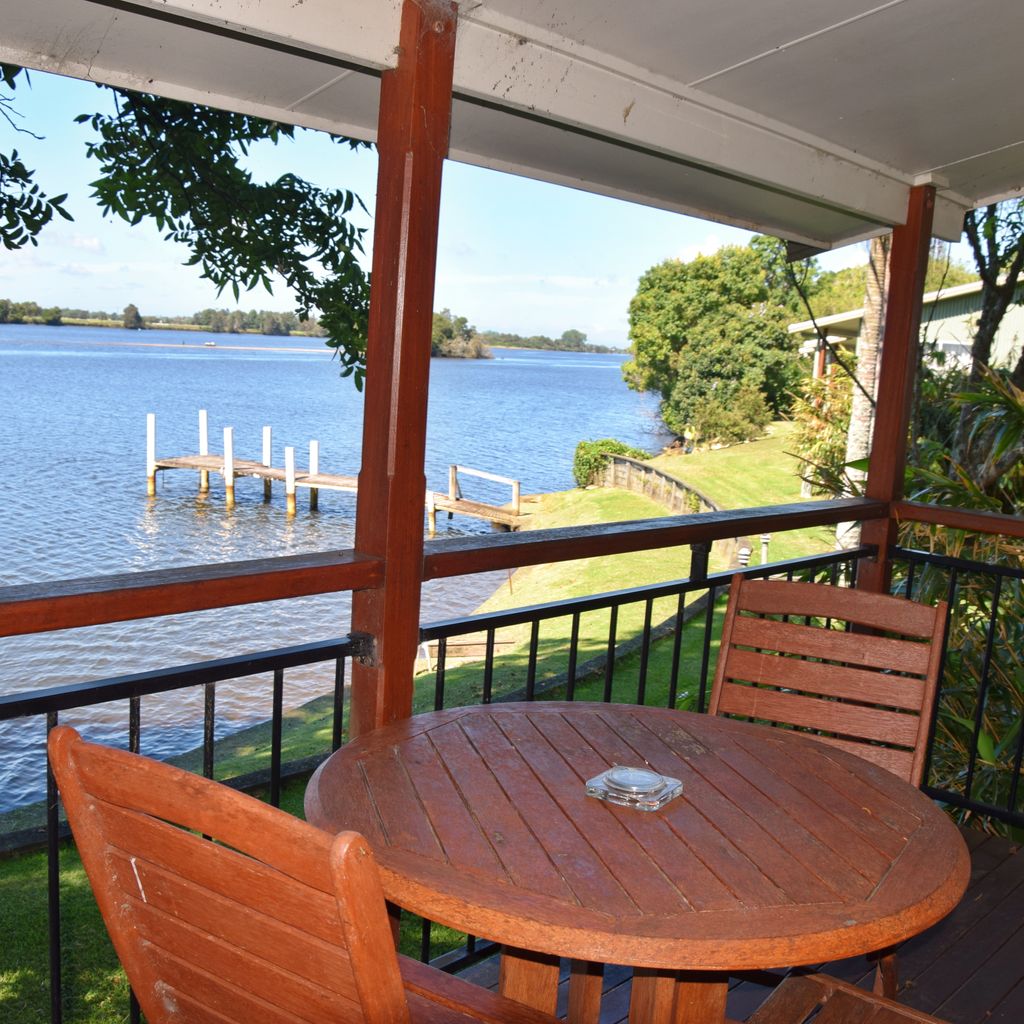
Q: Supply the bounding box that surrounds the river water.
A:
[0,324,669,813]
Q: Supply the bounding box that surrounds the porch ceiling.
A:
[3,0,1023,247]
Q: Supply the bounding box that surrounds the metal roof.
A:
[3,0,1023,248]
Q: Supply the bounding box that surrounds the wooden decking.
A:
[456,827,1024,1023]
[154,454,521,529]
[156,454,359,491]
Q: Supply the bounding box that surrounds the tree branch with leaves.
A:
[0,65,71,249]
[2,67,374,385]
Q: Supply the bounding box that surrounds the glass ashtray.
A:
[585,765,683,812]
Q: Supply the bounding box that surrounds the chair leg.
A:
[871,950,899,999]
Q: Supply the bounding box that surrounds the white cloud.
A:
[817,241,869,271]
[70,235,104,253]
[676,233,729,263]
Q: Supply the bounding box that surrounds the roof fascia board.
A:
[94,0,402,72]
[444,141,847,247]
[0,40,382,141]
[788,278,990,335]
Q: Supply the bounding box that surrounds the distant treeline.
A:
[432,308,620,359]
[479,328,620,353]
[2,298,623,353]
[0,299,325,337]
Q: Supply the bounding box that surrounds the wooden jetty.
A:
[146,411,521,532]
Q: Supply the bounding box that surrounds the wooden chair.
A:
[708,575,947,787]
[48,726,559,1024]
[747,972,951,1023]
[708,576,948,999]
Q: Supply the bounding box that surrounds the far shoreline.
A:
[1,319,627,355]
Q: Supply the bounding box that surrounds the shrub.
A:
[686,385,772,445]
[573,438,650,488]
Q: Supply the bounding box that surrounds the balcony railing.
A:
[2,496,1022,1023]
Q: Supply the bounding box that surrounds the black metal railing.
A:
[0,635,364,1024]
[7,538,1024,1022]
[422,547,869,714]
[894,545,1024,829]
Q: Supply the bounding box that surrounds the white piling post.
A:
[198,409,209,493]
[285,446,296,516]
[146,413,157,496]
[223,426,235,507]
[262,425,273,501]
[512,479,521,516]
[427,493,437,536]
[448,465,458,501]
[308,439,320,511]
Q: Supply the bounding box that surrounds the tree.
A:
[0,65,71,249]
[259,311,288,336]
[559,328,587,350]
[952,201,1024,477]
[430,308,489,358]
[122,303,143,330]
[789,365,855,497]
[623,243,801,443]
[833,233,890,546]
[2,67,372,384]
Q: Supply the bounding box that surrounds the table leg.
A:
[499,946,561,1014]
[629,969,729,1024]
[568,960,604,1024]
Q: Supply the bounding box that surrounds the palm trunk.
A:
[836,234,890,548]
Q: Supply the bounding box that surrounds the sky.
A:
[1,68,879,348]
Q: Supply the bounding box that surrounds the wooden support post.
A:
[499,949,560,1016]
[262,425,272,501]
[427,494,437,536]
[285,446,296,516]
[448,464,458,501]
[146,413,157,496]
[349,0,457,737]
[198,408,209,493]
[512,479,521,516]
[223,426,235,507]
[309,440,320,511]
[567,960,604,1024]
[858,185,935,595]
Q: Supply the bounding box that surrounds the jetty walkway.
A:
[146,411,521,532]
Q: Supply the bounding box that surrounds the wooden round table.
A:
[305,703,970,1024]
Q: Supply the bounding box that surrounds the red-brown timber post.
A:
[857,184,935,594]
[349,0,457,736]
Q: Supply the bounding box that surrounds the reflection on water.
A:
[0,325,670,811]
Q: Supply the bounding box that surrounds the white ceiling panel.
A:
[694,0,1024,184]
[0,0,1021,246]
[473,0,890,86]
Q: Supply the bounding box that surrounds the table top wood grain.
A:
[305,703,970,973]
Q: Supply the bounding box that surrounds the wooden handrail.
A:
[0,551,384,638]
[422,498,886,579]
[895,500,1024,540]
[11,496,1017,639]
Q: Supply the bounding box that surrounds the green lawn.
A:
[413,422,837,716]
[647,421,835,561]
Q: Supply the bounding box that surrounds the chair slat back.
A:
[48,727,410,1024]
[708,576,947,786]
